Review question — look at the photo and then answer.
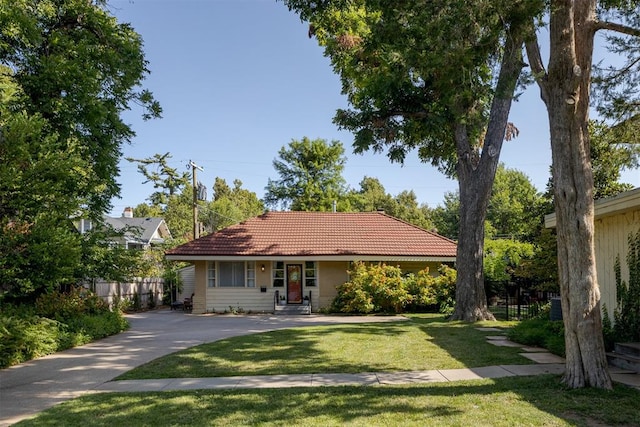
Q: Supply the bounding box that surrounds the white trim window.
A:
[209,261,256,288]
[304,261,317,287]
[272,261,285,287]
[207,261,216,288]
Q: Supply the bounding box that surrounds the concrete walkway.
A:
[2,310,639,426]
[94,364,567,393]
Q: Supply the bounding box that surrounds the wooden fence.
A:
[83,278,164,309]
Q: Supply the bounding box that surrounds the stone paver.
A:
[519,352,566,364]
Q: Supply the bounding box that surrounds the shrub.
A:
[35,287,109,321]
[0,289,129,368]
[148,290,156,309]
[331,262,457,314]
[507,310,565,357]
[0,310,65,368]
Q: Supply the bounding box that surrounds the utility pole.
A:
[189,160,204,239]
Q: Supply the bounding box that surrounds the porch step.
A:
[274,304,311,315]
[607,342,640,373]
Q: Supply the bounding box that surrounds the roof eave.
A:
[165,254,456,262]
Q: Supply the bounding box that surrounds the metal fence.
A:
[491,283,559,321]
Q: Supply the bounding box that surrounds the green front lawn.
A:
[15,313,640,426]
[117,314,527,380]
[16,376,640,426]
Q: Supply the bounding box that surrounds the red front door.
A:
[287,264,303,303]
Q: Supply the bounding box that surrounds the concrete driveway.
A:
[0,309,405,426]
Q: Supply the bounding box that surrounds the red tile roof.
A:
[166,212,457,260]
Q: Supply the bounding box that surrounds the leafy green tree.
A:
[524,1,640,388]
[1,0,160,217]
[349,177,432,229]
[127,153,190,207]
[285,0,539,321]
[487,165,544,240]
[432,164,544,241]
[349,176,396,213]
[202,178,264,232]
[431,192,461,241]
[265,137,348,211]
[0,1,158,301]
[484,238,536,290]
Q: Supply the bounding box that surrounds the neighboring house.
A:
[77,207,172,249]
[545,187,640,321]
[165,211,457,314]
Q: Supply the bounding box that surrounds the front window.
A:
[207,262,216,287]
[246,261,256,288]
[219,261,246,287]
[272,261,284,287]
[305,261,316,287]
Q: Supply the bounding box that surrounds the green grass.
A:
[16,376,640,426]
[117,314,528,380]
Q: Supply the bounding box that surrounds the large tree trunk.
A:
[545,0,612,389]
[450,36,524,322]
[451,161,495,321]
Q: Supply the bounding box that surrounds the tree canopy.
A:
[284,0,543,322]
[0,1,159,301]
[265,137,348,211]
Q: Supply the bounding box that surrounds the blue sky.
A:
[108,0,639,216]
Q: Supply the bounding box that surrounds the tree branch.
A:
[524,28,549,104]
[594,20,640,38]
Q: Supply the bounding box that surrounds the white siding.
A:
[595,209,640,321]
[178,265,196,301]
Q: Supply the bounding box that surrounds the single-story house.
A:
[165,211,457,314]
[545,187,640,321]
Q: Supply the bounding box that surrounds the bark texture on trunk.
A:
[450,36,524,322]
[545,0,612,389]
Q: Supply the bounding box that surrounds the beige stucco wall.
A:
[595,209,640,321]
[317,261,350,309]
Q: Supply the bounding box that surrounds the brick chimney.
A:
[122,207,134,218]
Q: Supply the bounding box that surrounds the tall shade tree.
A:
[284,0,543,321]
[0,0,161,217]
[265,137,348,211]
[524,1,640,389]
[0,0,158,300]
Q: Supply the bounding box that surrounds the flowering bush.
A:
[331,262,456,314]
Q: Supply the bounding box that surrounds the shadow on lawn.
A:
[117,322,415,380]
[408,315,529,368]
[23,376,640,426]
[117,315,530,380]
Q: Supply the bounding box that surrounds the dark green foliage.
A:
[132,291,141,312]
[0,0,160,301]
[507,306,565,357]
[35,287,109,320]
[331,262,456,314]
[612,230,640,342]
[0,291,128,368]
